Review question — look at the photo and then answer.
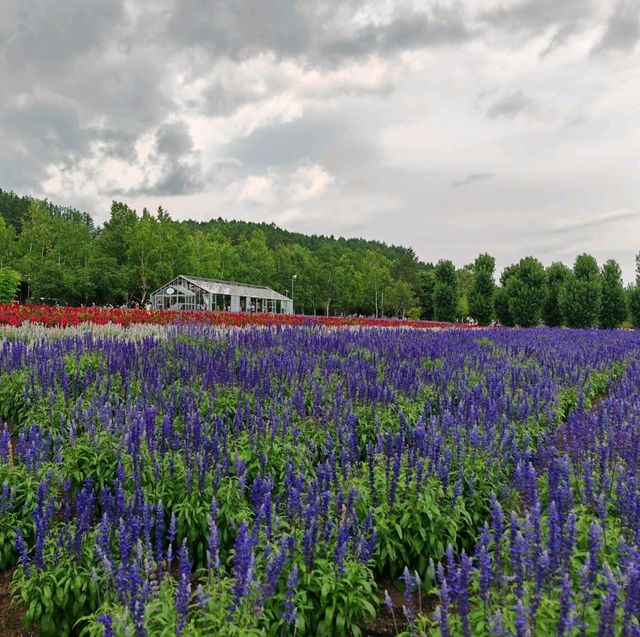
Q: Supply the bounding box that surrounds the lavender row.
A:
[411,352,640,635]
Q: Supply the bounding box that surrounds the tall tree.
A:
[628,253,640,328]
[469,253,495,325]
[385,279,418,318]
[0,216,15,268]
[505,257,547,327]
[600,259,627,328]
[456,264,474,320]
[417,267,436,320]
[559,254,602,328]
[495,264,519,326]
[362,251,394,318]
[235,230,276,286]
[543,262,571,326]
[98,202,138,266]
[127,208,162,303]
[433,260,458,322]
[0,268,20,303]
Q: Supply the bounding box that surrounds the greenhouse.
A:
[150,275,293,313]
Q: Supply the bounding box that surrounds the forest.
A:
[1,187,640,327]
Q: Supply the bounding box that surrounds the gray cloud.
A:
[112,121,205,197]
[486,90,536,119]
[0,0,125,71]
[591,0,640,54]
[156,122,194,158]
[163,0,471,65]
[223,114,376,173]
[539,24,576,58]
[545,209,639,235]
[0,0,638,281]
[453,173,496,187]
[318,6,471,63]
[480,0,594,35]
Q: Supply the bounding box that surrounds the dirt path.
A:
[0,567,38,637]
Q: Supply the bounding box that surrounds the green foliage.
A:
[629,284,640,328]
[504,257,547,327]
[417,268,436,319]
[0,370,29,425]
[12,529,100,637]
[493,287,513,326]
[469,253,495,325]
[0,216,15,267]
[627,253,640,328]
[559,254,602,328]
[0,188,430,315]
[0,465,37,569]
[543,261,571,326]
[600,259,627,328]
[297,559,376,637]
[433,260,458,322]
[0,267,20,303]
[455,263,474,321]
[2,185,639,327]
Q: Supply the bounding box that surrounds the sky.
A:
[0,0,639,279]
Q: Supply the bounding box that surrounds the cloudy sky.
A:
[1,0,639,278]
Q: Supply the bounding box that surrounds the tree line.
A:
[1,187,639,327]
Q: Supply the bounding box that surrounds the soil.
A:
[359,579,439,637]
[0,567,38,637]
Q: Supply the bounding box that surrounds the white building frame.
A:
[150,275,293,314]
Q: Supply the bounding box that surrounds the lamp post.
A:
[291,274,297,314]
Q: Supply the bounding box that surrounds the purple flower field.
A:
[1,325,640,636]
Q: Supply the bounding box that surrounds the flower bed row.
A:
[0,303,477,329]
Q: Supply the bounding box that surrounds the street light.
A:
[291,274,298,314]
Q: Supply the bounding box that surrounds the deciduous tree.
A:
[469,253,495,325]
[559,254,602,328]
[600,259,627,328]
[433,260,458,322]
[505,257,547,327]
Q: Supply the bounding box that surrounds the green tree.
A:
[0,216,15,268]
[31,263,66,303]
[234,230,276,286]
[362,251,394,318]
[15,201,93,304]
[0,268,20,303]
[494,288,512,326]
[417,266,436,319]
[456,264,474,320]
[385,279,418,318]
[98,202,138,267]
[599,259,627,328]
[628,253,640,328]
[559,254,602,328]
[86,251,125,305]
[543,262,571,326]
[333,254,364,315]
[273,243,316,314]
[127,208,162,303]
[505,257,547,327]
[469,253,495,325]
[433,260,458,322]
[495,264,518,326]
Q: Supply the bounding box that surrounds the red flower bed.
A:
[0,303,479,329]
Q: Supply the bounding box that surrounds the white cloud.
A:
[288,165,335,202]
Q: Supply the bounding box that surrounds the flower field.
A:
[1,324,640,636]
[0,303,473,330]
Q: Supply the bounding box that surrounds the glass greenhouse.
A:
[150,275,293,314]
